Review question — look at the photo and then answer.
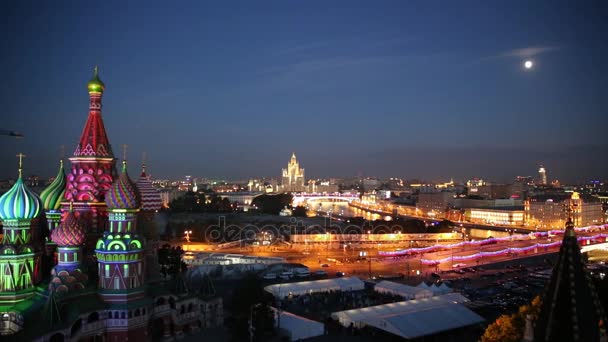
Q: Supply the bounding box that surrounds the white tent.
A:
[265,277,365,299]
[374,281,433,300]
[331,293,482,340]
[272,308,324,341]
[417,281,430,289]
[437,282,452,295]
[426,283,453,296]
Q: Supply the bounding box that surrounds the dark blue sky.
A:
[1,1,607,183]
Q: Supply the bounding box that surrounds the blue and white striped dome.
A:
[0,176,42,220]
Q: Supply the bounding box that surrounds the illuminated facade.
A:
[282,153,306,192]
[466,208,524,225]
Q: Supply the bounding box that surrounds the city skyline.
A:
[2,1,607,182]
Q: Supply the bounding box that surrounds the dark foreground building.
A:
[532,218,608,341]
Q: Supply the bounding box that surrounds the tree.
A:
[481,296,541,342]
[251,194,293,215]
[291,205,308,217]
[227,274,275,342]
[157,244,186,279]
[481,314,520,342]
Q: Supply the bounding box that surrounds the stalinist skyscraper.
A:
[282,153,306,192]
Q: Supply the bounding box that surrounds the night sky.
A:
[1,1,607,183]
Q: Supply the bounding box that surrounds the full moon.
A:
[524,60,534,69]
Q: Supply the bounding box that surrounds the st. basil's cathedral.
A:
[0,69,223,341]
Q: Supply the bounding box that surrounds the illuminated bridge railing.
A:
[416,233,608,266]
[379,224,608,257]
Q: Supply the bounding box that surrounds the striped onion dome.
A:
[0,174,42,221]
[51,206,85,246]
[40,160,66,211]
[136,165,162,211]
[105,161,141,210]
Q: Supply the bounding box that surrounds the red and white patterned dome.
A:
[137,165,162,211]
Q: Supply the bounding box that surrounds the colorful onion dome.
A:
[87,66,105,94]
[137,164,162,211]
[40,160,66,211]
[0,169,42,221]
[106,161,141,210]
[51,205,86,246]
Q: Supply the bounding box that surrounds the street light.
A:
[184,230,193,243]
[360,251,371,279]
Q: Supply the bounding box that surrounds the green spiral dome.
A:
[40,160,66,211]
[0,175,42,221]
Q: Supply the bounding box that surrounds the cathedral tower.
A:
[49,203,88,294]
[64,67,116,246]
[95,160,145,303]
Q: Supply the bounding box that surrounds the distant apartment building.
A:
[469,184,512,199]
[217,191,263,206]
[308,179,339,193]
[409,183,437,193]
[466,178,485,195]
[282,153,306,192]
[159,188,185,207]
[417,192,455,219]
[526,192,603,230]
[454,198,523,209]
[361,190,392,204]
[362,177,382,191]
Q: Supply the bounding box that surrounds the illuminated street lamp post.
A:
[360,251,371,279]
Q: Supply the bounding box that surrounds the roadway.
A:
[182,229,604,279]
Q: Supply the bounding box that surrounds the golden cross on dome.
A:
[122,144,128,161]
[60,145,65,159]
[16,153,26,177]
[94,65,99,77]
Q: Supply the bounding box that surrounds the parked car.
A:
[321,264,330,267]
[335,272,346,277]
